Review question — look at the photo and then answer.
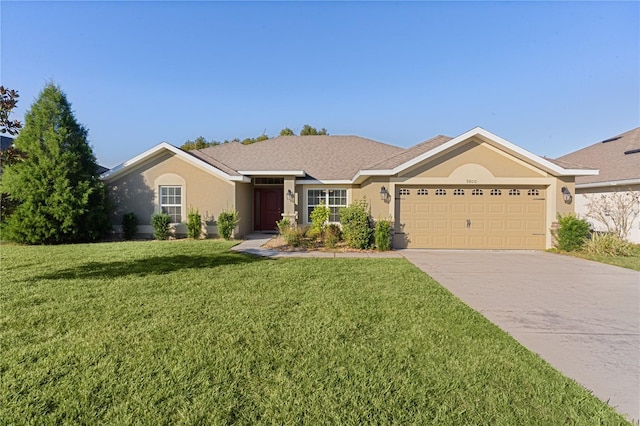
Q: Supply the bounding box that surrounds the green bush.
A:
[340,199,373,249]
[187,208,203,239]
[374,219,393,251]
[583,233,633,257]
[276,218,290,235]
[151,213,172,240]
[310,205,330,233]
[305,227,322,240]
[283,226,306,247]
[122,212,138,240]
[552,214,590,252]
[217,209,239,240]
[324,223,342,249]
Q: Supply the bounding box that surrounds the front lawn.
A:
[0,240,629,424]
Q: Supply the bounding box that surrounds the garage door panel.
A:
[397,186,546,249]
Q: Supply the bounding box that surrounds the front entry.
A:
[254,188,283,231]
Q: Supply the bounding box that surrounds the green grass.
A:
[556,244,640,271]
[1,240,630,425]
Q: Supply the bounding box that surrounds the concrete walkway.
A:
[400,249,640,422]
[233,235,639,421]
[231,233,402,258]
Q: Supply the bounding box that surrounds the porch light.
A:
[561,186,572,204]
[286,189,295,202]
[380,186,389,201]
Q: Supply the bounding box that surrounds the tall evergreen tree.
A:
[1,83,110,243]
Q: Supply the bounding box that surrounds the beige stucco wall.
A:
[234,183,253,238]
[106,152,236,238]
[403,140,546,179]
[353,177,394,221]
[575,184,640,244]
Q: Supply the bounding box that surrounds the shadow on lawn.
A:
[38,252,265,280]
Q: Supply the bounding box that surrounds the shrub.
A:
[374,219,393,251]
[305,227,321,240]
[310,205,330,234]
[276,218,290,235]
[283,226,306,247]
[187,208,203,239]
[122,212,138,240]
[552,213,590,252]
[340,199,373,249]
[324,223,342,249]
[583,233,633,257]
[217,209,239,240]
[151,213,172,240]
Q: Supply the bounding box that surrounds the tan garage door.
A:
[396,186,546,249]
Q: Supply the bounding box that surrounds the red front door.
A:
[254,188,283,231]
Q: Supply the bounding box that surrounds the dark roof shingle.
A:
[194,136,404,180]
[556,128,640,184]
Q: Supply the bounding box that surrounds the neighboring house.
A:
[556,128,640,243]
[0,135,13,151]
[102,127,596,249]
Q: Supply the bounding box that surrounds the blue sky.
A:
[1,1,638,168]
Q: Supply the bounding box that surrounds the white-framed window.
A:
[160,186,182,223]
[307,189,347,223]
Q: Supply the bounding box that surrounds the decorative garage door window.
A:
[435,189,446,195]
[472,189,483,196]
[417,188,428,195]
[490,189,502,196]
[509,189,521,196]
[307,189,347,223]
[399,188,410,196]
[528,189,540,196]
[160,186,182,223]
[453,189,465,196]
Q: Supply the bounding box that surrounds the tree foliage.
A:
[584,190,640,241]
[552,213,591,252]
[299,124,328,136]
[0,86,22,135]
[1,83,111,244]
[0,85,25,223]
[180,136,218,151]
[179,125,330,151]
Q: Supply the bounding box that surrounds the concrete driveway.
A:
[400,250,640,422]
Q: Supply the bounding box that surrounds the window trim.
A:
[306,188,348,223]
[159,185,183,223]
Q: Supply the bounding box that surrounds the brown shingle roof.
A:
[367,135,453,170]
[194,136,404,180]
[556,128,640,184]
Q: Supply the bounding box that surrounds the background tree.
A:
[584,190,640,241]
[1,83,111,243]
[0,86,25,223]
[179,125,331,151]
[1,86,22,135]
[299,124,328,136]
[181,136,218,151]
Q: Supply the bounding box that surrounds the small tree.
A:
[340,199,373,249]
[279,127,295,136]
[374,218,393,251]
[151,213,172,240]
[1,83,111,244]
[217,209,239,240]
[584,190,640,241]
[187,207,203,239]
[552,213,591,252]
[310,204,330,234]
